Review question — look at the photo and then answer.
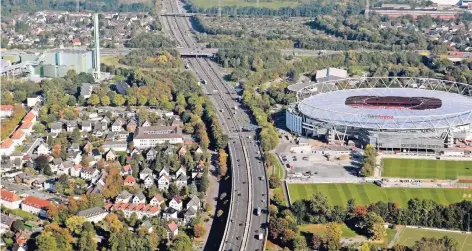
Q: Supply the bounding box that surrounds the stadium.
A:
[286,77,472,151]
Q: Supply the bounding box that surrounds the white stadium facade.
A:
[286,77,472,151]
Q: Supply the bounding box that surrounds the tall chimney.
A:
[94,13,101,80]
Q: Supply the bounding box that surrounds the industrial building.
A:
[286,77,472,152]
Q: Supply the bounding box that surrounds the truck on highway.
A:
[212,90,218,94]
[257,233,264,240]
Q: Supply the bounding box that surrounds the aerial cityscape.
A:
[0,0,472,250]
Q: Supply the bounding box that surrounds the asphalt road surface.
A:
[159,1,269,250]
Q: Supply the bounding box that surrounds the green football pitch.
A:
[394,227,472,251]
[382,158,472,180]
[288,183,472,208]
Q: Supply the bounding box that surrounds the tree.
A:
[103,213,123,233]
[35,155,50,174]
[101,96,111,106]
[66,216,86,235]
[218,149,228,177]
[78,230,97,251]
[323,223,341,251]
[127,96,137,106]
[293,235,308,251]
[11,220,25,232]
[193,224,205,238]
[169,234,193,251]
[113,94,126,106]
[88,94,100,106]
[269,174,281,189]
[46,204,59,219]
[366,212,386,241]
[411,236,458,251]
[37,231,59,251]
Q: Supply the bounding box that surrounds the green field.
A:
[299,223,357,238]
[190,0,300,9]
[288,183,472,208]
[395,227,472,251]
[382,158,472,180]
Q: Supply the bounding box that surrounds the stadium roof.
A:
[298,87,472,130]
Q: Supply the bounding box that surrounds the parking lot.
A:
[278,153,361,179]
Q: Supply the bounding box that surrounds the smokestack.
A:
[94,13,101,80]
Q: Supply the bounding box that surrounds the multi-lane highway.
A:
[159,1,269,250]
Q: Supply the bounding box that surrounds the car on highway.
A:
[256,207,261,216]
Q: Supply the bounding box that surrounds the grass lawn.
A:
[190,0,300,9]
[273,186,288,206]
[394,227,472,251]
[382,158,472,180]
[268,153,285,180]
[288,183,472,208]
[299,223,357,238]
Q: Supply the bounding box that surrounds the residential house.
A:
[83,142,93,154]
[36,143,49,156]
[191,167,204,179]
[178,146,187,157]
[169,196,183,211]
[108,201,159,219]
[102,140,127,152]
[143,175,154,188]
[127,120,137,132]
[121,165,132,176]
[50,158,63,172]
[159,167,170,177]
[27,95,42,107]
[114,81,130,95]
[162,208,178,221]
[0,139,15,156]
[132,192,146,204]
[70,143,80,152]
[146,148,157,161]
[149,193,165,207]
[175,166,186,178]
[141,120,151,127]
[21,196,50,217]
[81,121,92,132]
[184,207,197,224]
[157,174,170,190]
[50,122,63,135]
[19,120,34,135]
[105,149,116,161]
[72,38,82,46]
[0,105,13,117]
[115,190,133,203]
[66,120,78,132]
[124,175,136,186]
[133,126,184,148]
[0,213,17,233]
[175,173,187,189]
[186,195,200,211]
[43,178,56,192]
[70,164,82,177]
[112,118,125,132]
[140,167,153,180]
[195,147,203,155]
[140,220,153,233]
[77,207,108,223]
[167,221,179,239]
[57,161,74,175]
[68,151,82,165]
[80,168,98,180]
[0,189,22,209]
[164,146,174,155]
[91,149,102,161]
[11,130,25,146]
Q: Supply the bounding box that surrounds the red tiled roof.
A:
[143,204,150,211]
[112,202,123,210]
[150,205,159,213]
[0,138,14,149]
[23,111,35,122]
[20,120,33,129]
[122,165,131,172]
[119,203,129,210]
[1,189,21,202]
[173,195,182,204]
[154,193,164,202]
[135,203,144,211]
[72,38,81,43]
[167,221,178,232]
[0,105,13,111]
[124,175,135,183]
[127,204,136,210]
[22,196,50,209]
[11,130,24,140]
[104,203,113,211]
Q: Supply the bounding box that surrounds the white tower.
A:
[94,13,101,80]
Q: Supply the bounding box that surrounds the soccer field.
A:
[288,183,472,207]
[382,158,472,179]
[395,227,472,251]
